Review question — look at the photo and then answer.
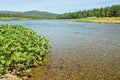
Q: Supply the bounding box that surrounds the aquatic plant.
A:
[0,24,51,75]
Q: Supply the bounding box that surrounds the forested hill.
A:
[0,10,58,19]
[56,4,120,19]
[22,10,58,19]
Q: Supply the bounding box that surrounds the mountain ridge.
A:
[0,10,58,19]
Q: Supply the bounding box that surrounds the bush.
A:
[0,24,51,75]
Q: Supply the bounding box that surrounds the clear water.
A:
[0,20,120,79]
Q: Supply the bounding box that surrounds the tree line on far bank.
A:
[56,4,120,19]
[0,13,43,19]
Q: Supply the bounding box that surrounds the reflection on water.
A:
[0,20,120,79]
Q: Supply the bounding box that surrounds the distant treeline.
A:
[56,4,120,19]
[0,13,44,19]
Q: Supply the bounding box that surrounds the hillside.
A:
[0,10,58,19]
[22,10,58,19]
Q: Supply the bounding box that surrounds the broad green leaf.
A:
[0,24,51,74]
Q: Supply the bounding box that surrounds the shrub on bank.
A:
[0,24,51,75]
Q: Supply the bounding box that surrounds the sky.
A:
[0,0,120,13]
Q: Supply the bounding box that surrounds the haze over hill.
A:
[22,10,58,19]
[0,10,58,19]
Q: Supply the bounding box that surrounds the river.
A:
[0,20,120,79]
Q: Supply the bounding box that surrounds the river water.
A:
[0,20,120,79]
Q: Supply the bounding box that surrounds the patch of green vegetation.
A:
[0,24,51,76]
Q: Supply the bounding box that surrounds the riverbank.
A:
[70,17,120,24]
[0,17,52,21]
[0,17,30,21]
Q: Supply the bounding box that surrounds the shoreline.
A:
[70,17,120,24]
[0,17,55,21]
[1,17,120,24]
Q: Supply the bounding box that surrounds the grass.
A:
[70,17,120,24]
[1,17,120,24]
[0,17,48,21]
[0,17,30,21]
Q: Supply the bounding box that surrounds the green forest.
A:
[56,4,120,19]
[0,13,44,19]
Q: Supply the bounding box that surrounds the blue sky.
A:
[0,0,120,13]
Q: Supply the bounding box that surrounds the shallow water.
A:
[0,20,120,79]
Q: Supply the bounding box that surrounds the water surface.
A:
[0,20,120,79]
